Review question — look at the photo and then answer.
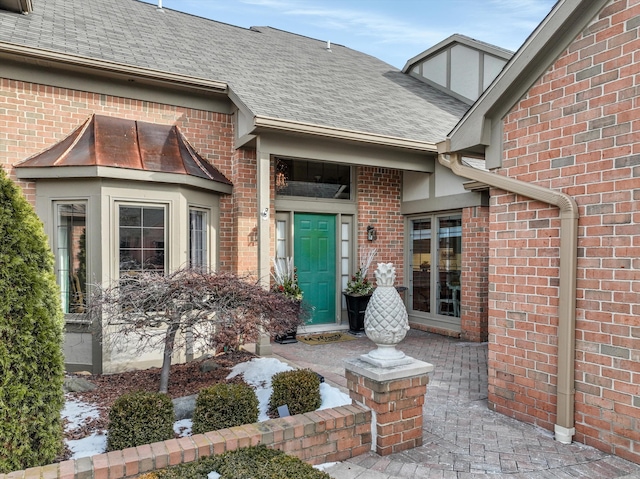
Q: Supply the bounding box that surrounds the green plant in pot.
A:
[272,257,302,343]
[343,246,377,333]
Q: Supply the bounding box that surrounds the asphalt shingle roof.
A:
[0,0,470,143]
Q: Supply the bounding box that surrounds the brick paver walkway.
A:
[272,329,640,478]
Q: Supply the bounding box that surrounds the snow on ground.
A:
[65,357,351,460]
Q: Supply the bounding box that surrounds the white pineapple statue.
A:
[362,263,411,367]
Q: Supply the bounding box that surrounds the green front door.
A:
[294,213,336,325]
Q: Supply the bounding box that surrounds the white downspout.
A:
[438,150,579,444]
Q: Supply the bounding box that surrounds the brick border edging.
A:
[2,405,371,479]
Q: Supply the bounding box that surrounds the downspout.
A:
[438,149,579,444]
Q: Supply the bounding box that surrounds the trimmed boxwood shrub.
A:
[107,391,175,451]
[0,170,65,472]
[192,382,258,434]
[268,369,321,417]
[139,445,331,479]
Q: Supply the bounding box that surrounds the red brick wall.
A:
[494,0,640,462]
[0,405,372,478]
[357,166,404,282]
[461,206,490,342]
[218,149,259,275]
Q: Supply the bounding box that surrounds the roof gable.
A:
[403,34,513,104]
[446,0,610,164]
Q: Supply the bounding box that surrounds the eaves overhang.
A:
[15,165,232,194]
[252,116,439,153]
[0,41,228,94]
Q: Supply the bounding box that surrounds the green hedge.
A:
[192,382,258,434]
[139,445,331,479]
[0,170,65,473]
[268,369,321,417]
[107,391,175,451]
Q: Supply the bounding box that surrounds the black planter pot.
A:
[274,329,298,344]
[343,293,372,333]
[274,300,300,344]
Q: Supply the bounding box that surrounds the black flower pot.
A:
[274,330,298,344]
[274,300,300,344]
[343,293,372,333]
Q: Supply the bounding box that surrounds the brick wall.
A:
[357,166,404,281]
[0,79,265,275]
[494,0,640,462]
[461,206,490,342]
[0,405,371,479]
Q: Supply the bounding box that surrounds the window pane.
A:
[143,228,164,249]
[143,207,165,228]
[120,207,141,226]
[119,228,141,248]
[411,218,431,313]
[276,220,286,260]
[275,158,351,199]
[143,249,165,272]
[119,205,165,274]
[56,203,87,313]
[437,215,462,317]
[189,209,208,269]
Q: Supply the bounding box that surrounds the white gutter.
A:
[438,148,579,444]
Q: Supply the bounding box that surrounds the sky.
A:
[140,0,557,69]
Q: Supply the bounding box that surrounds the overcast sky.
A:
[141,0,557,69]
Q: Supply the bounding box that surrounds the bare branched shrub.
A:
[87,269,303,393]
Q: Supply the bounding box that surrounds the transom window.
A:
[275,158,351,199]
[119,205,166,274]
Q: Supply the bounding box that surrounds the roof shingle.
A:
[0,0,470,143]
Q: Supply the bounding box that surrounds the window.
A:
[275,158,351,199]
[340,219,351,309]
[56,203,87,313]
[119,205,166,275]
[411,218,432,313]
[189,208,208,269]
[409,214,462,318]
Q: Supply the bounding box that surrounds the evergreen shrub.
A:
[268,369,321,417]
[141,445,331,479]
[192,383,258,434]
[107,391,175,451]
[0,170,65,472]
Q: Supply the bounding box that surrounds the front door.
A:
[294,213,336,325]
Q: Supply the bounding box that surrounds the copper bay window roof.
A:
[16,114,232,189]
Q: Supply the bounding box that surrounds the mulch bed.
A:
[64,350,256,443]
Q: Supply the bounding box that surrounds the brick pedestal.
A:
[344,357,433,456]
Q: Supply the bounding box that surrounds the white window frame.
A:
[117,202,168,276]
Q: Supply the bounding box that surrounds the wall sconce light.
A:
[367,225,377,242]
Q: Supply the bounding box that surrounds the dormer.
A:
[403,34,512,105]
